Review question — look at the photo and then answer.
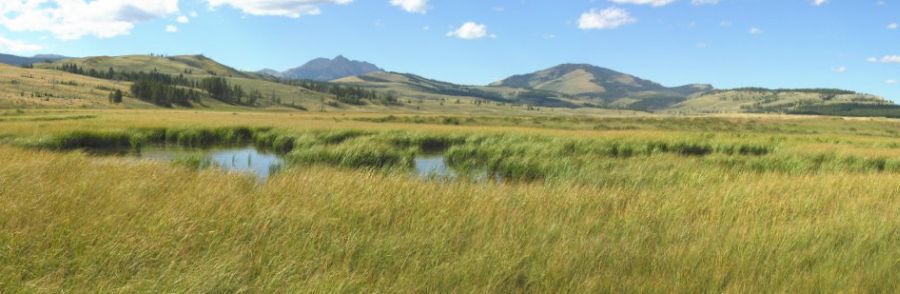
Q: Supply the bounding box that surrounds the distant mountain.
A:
[257,68,283,78]
[281,55,382,81]
[334,71,582,108]
[489,64,712,109]
[0,53,68,66]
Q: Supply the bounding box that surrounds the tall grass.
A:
[0,146,896,292]
[1,111,899,292]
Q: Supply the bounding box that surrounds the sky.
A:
[0,0,897,101]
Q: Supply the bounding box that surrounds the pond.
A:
[415,154,457,179]
[95,146,476,182]
[107,146,285,181]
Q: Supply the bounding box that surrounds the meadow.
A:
[0,109,898,292]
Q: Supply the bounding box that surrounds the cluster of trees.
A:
[130,80,200,106]
[108,89,123,104]
[197,77,248,104]
[57,64,263,107]
[59,64,204,106]
[58,64,193,86]
[289,80,397,105]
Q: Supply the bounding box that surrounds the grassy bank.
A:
[8,124,899,184]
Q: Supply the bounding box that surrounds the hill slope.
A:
[669,88,893,114]
[282,55,382,81]
[0,63,153,109]
[33,54,335,110]
[38,55,253,78]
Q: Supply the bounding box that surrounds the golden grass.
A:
[0,109,898,292]
[0,146,897,292]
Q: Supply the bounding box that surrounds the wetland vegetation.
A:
[0,109,897,292]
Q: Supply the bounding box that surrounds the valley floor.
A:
[0,109,897,292]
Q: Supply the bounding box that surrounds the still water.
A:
[108,146,469,182]
[119,146,283,181]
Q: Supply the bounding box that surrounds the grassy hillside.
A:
[0,63,154,109]
[669,88,892,115]
[38,54,250,78]
[32,55,343,110]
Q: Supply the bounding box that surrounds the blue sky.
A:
[0,0,898,101]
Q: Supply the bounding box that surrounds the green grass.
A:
[0,110,898,292]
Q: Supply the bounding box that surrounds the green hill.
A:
[668,88,893,115]
[488,64,713,110]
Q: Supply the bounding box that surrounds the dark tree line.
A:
[56,64,260,107]
[130,80,200,106]
[59,64,192,86]
[288,80,397,105]
[198,77,248,104]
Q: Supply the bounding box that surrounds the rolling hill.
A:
[489,64,713,110]
[31,54,337,110]
[668,88,893,114]
[0,63,151,109]
[37,54,253,78]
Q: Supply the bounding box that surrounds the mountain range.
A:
[0,52,893,116]
[0,53,68,66]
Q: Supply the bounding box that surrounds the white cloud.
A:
[812,0,827,6]
[206,0,353,18]
[749,27,763,35]
[0,35,43,52]
[578,8,636,30]
[446,22,489,40]
[389,0,427,14]
[888,23,898,30]
[177,15,189,23]
[611,0,675,7]
[880,55,900,63]
[867,57,879,63]
[0,0,179,40]
[832,66,847,73]
[190,11,199,17]
[165,25,178,32]
[887,79,898,85]
[692,0,720,5]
